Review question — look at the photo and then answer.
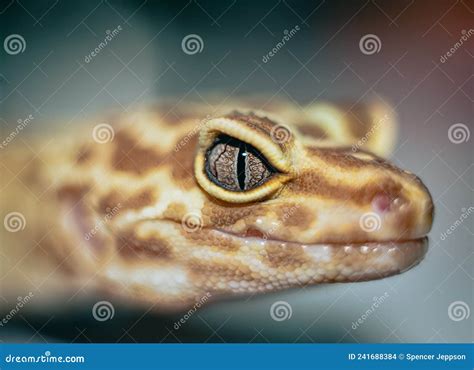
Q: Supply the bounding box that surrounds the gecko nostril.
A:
[372,194,392,213]
[372,194,408,214]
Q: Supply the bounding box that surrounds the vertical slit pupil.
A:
[237,142,246,190]
[206,134,277,192]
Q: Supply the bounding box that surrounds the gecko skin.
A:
[1,100,434,310]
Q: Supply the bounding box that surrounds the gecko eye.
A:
[205,135,276,192]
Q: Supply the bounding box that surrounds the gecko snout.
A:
[368,172,434,241]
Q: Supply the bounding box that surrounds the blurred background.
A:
[0,0,472,343]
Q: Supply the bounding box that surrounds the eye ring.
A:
[204,135,278,192]
[194,115,292,203]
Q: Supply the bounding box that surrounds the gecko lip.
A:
[210,227,428,282]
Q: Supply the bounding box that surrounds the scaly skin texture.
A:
[0,99,434,310]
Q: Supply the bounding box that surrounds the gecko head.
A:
[57,108,434,306]
[191,110,434,287]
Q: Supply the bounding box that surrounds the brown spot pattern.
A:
[310,147,399,172]
[171,134,198,183]
[75,146,93,165]
[183,231,241,251]
[57,184,90,201]
[264,244,309,268]
[189,259,251,278]
[277,204,314,229]
[112,132,165,175]
[285,171,402,205]
[297,124,327,139]
[98,188,156,215]
[117,231,173,259]
[202,199,261,227]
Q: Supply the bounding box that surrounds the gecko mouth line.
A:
[218,226,428,248]
[75,211,428,281]
[215,226,428,254]
[121,215,428,259]
[202,226,429,281]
